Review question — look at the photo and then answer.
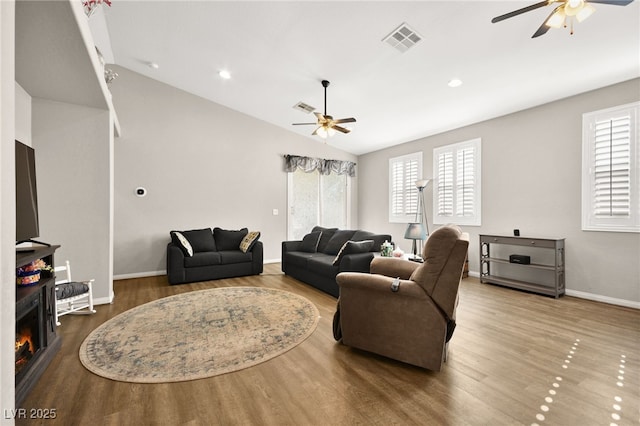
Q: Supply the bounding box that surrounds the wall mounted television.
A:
[15,140,41,244]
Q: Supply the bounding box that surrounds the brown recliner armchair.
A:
[334,225,469,371]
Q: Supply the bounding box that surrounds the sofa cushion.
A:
[170,231,194,257]
[312,226,338,253]
[351,231,392,252]
[300,231,322,253]
[333,240,374,266]
[181,228,217,252]
[184,252,222,268]
[323,230,357,255]
[240,231,261,253]
[307,256,339,277]
[218,250,253,264]
[214,227,248,251]
[286,251,322,268]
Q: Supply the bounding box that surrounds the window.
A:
[433,138,481,226]
[582,102,639,233]
[389,152,422,223]
[287,169,350,240]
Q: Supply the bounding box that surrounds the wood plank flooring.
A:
[16,264,640,425]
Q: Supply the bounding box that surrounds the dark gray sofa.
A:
[282,226,392,297]
[167,227,263,285]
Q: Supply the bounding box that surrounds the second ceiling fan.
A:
[491,0,634,38]
[293,80,356,139]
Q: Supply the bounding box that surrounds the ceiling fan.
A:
[292,80,356,139]
[491,0,634,38]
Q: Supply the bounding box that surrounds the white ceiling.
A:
[94,1,640,155]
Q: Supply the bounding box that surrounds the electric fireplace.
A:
[15,245,61,406]
[15,291,43,380]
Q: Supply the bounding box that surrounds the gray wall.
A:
[32,99,114,303]
[109,65,358,277]
[1,1,16,419]
[358,78,640,304]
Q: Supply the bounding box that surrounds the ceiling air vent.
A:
[383,22,422,53]
[293,101,316,114]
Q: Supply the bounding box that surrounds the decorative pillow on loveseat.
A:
[170,228,217,256]
[240,231,261,253]
[214,227,248,251]
[170,231,194,256]
[333,240,374,266]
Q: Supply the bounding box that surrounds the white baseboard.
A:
[264,258,280,264]
[468,270,638,309]
[93,289,114,306]
[565,289,640,309]
[114,270,166,281]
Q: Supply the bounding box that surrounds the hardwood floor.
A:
[17,264,639,425]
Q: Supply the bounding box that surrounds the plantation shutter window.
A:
[582,102,639,233]
[456,146,476,218]
[433,138,482,226]
[389,152,422,223]
[436,151,453,217]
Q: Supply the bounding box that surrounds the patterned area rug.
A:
[79,287,319,383]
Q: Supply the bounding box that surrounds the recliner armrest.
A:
[337,272,428,299]
[370,257,419,280]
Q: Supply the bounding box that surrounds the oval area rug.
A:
[79,287,319,383]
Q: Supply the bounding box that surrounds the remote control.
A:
[391,277,400,292]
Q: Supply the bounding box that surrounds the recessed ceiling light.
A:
[148,62,159,69]
[218,70,231,80]
[448,78,463,88]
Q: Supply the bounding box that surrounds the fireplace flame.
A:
[15,327,35,355]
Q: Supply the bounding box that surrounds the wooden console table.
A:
[479,235,565,298]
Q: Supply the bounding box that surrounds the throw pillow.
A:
[181,228,216,252]
[323,230,357,255]
[239,231,261,253]
[300,231,322,253]
[214,227,249,251]
[312,226,338,253]
[171,231,194,257]
[332,240,374,266]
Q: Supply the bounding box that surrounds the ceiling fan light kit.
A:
[292,80,356,140]
[491,0,634,38]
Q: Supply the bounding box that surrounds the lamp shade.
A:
[404,223,426,240]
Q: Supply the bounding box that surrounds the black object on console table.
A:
[15,245,61,406]
[479,235,565,298]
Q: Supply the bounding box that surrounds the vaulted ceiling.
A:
[91,1,640,155]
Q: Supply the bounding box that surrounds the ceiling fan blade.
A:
[531,21,553,38]
[532,5,563,38]
[333,117,356,124]
[311,126,321,136]
[491,0,552,23]
[332,125,351,134]
[292,122,318,126]
[314,112,326,121]
[588,0,633,5]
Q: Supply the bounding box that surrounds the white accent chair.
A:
[54,260,96,326]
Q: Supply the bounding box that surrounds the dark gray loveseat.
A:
[167,227,263,285]
[282,226,392,297]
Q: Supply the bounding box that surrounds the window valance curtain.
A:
[284,155,356,177]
